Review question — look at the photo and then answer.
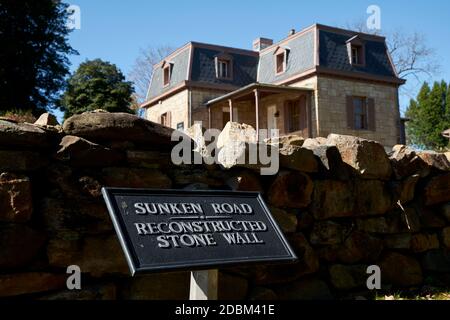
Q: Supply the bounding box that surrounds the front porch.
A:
[205,83,314,140]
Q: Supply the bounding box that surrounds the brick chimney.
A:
[252,37,273,52]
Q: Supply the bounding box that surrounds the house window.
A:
[218,59,230,78]
[176,122,184,131]
[160,112,171,127]
[215,54,233,80]
[276,52,285,74]
[286,100,301,132]
[351,46,360,64]
[353,97,368,130]
[348,44,365,66]
[163,65,170,86]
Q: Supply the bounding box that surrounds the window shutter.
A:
[368,98,376,131]
[346,96,354,129]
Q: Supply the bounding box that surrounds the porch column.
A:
[254,89,260,141]
[208,107,211,129]
[228,99,233,122]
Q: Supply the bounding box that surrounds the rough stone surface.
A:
[391,174,420,204]
[34,113,59,126]
[266,134,304,150]
[41,198,111,234]
[310,221,351,245]
[380,252,423,286]
[417,151,450,172]
[102,167,172,188]
[268,171,313,209]
[279,147,318,173]
[0,150,48,171]
[63,112,176,147]
[390,145,430,179]
[301,137,327,149]
[248,287,278,300]
[0,273,66,297]
[39,283,116,300]
[441,227,450,249]
[384,234,412,249]
[218,273,249,300]
[356,208,421,234]
[0,173,33,222]
[319,231,383,264]
[217,122,257,149]
[310,180,354,219]
[126,150,170,169]
[122,273,189,300]
[418,208,446,228]
[311,179,392,219]
[0,224,46,268]
[354,179,393,215]
[275,278,333,300]
[329,264,368,290]
[251,233,318,285]
[270,207,298,233]
[326,134,392,180]
[0,120,50,148]
[56,135,124,167]
[226,171,263,192]
[47,235,129,277]
[422,173,450,206]
[410,233,440,253]
[421,249,450,273]
[184,122,208,156]
[440,203,450,222]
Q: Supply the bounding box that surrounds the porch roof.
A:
[205,82,313,107]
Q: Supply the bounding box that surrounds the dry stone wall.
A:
[0,112,449,300]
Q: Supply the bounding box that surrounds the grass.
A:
[375,287,450,300]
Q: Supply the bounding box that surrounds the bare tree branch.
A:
[128,45,175,104]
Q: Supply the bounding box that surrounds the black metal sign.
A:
[102,188,297,275]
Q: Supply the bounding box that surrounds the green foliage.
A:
[0,0,76,113]
[60,59,135,118]
[405,80,450,150]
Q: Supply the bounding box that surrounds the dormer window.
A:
[162,61,173,86]
[215,53,233,80]
[218,59,230,78]
[276,52,285,73]
[346,35,365,66]
[274,46,289,75]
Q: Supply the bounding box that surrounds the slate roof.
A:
[318,29,396,77]
[147,47,190,100]
[145,24,402,103]
[258,28,315,83]
[190,46,258,87]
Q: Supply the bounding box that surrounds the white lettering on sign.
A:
[130,201,268,249]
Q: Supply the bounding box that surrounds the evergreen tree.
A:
[60,59,134,118]
[406,81,449,150]
[0,0,76,113]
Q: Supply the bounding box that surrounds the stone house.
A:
[141,24,405,146]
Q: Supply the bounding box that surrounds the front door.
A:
[285,95,309,137]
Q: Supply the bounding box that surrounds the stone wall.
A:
[146,90,188,129]
[314,76,401,146]
[0,113,449,300]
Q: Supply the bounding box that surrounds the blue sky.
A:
[66,0,450,115]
